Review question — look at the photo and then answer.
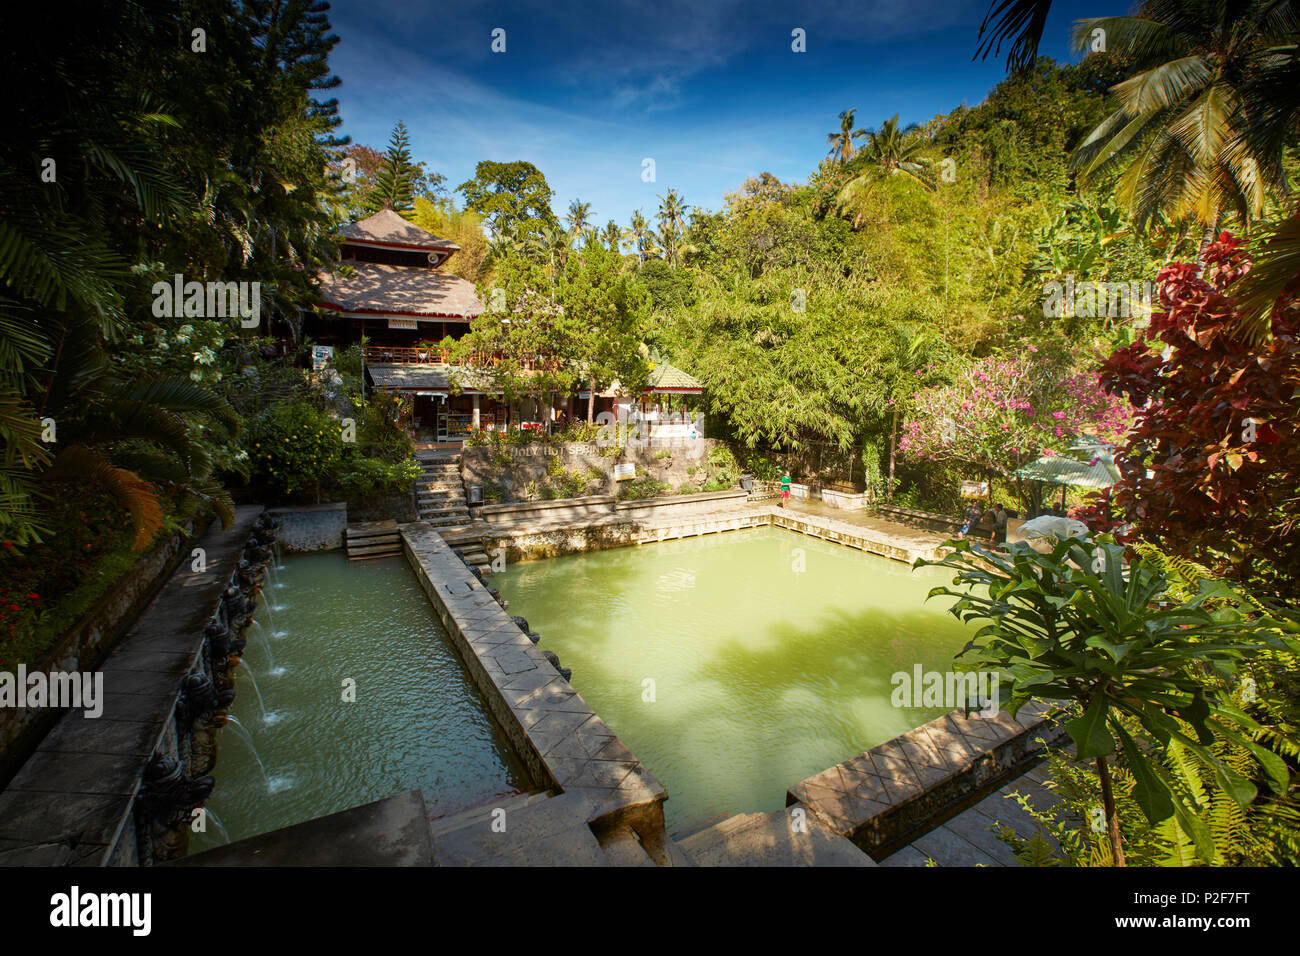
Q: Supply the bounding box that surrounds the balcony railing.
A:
[363,345,557,371]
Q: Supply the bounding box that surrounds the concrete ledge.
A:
[480,496,616,526]
[172,791,434,866]
[766,508,943,564]
[819,489,868,511]
[786,701,1063,858]
[613,489,748,519]
[401,523,667,831]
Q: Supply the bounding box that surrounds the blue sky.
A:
[327,0,1123,228]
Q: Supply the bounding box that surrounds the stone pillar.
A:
[472,394,481,430]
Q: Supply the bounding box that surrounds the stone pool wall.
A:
[401,522,668,832]
[463,439,719,503]
[266,502,347,551]
[787,701,1064,858]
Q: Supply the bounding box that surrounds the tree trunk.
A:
[586,379,595,424]
[1097,755,1126,867]
[887,408,898,501]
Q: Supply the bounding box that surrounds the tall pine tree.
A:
[367,121,418,213]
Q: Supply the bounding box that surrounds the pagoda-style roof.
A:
[318,260,482,320]
[338,208,460,252]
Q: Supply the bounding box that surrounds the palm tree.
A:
[624,210,653,264]
[656,189,689,267]
[601,219,621,253]
[1070,3,1294,237]
[565,199,593,237]
[836,115,935,224]
[974,0,1300,344]
[826,109,866,164]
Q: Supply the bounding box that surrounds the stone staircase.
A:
[345,519,401,560]
[416,450,472,532]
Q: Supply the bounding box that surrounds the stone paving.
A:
[0,506,262,866]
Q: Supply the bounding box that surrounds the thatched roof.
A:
[318,260,482,319]
[645,362,703,392]
[338,208,459,250]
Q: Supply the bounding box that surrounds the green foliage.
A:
[245,402,345,500]
[617,469,669,500]
[702,444,740,491]
[457,160,558,243]
[919,535,1298,863]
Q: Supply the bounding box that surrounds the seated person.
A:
[958,502,982,537]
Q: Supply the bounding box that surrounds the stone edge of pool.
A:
[401,522,679,864]
[476,503,945,567]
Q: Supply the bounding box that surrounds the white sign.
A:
[387,318,418,330]
[613,463,636,481]
[312,345,334,370]
[959,480,989,499]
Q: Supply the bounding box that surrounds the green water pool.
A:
[494,526,974,834]
[190,552,528,853]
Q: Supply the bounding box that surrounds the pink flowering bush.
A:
[898,354,1129,479]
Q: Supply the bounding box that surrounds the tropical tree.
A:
[624,210,654,263]
[600,219,622,253]
[656,189,689,267]
[457,160,558,243]
[365,121,420,213]
[565,199,593,237]
[1070,1,1298,235]
[836,115,935,223]
[826,109,866,164]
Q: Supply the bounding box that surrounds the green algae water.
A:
[190,552,528,853]
[494,527,974,834]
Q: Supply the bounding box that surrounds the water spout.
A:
[223,716,271,789]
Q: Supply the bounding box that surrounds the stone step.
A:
[418,509,470,522]
[417,502,468,515]
[428,792,608,866]
[428,790,551,838]
[597,825,658,867]
[418,482,463,492]
[677,808,877,867]
[424,517,472,530]
[347,541,402,559]
[417,492,466,504]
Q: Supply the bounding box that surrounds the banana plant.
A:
[916,534,1297,865]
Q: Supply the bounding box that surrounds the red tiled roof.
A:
[318,260,482,319]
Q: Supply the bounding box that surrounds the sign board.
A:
[613,463,636,481]
[959,480,990,499]
[387,318,418,330]
[311,345,334,370]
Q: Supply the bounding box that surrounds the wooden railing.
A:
[363,345,558,371]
